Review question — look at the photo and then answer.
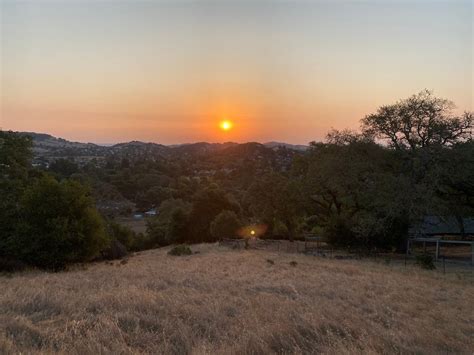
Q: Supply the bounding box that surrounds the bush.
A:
[168,208,190,244]
[210,210,241,240]
[107,221,136,250]
[416,254,436,270]
[15,176,109,270]
[187,188,239,242]
[168,245,192,256]
[101,239,128,260]
[272,220,289,239]
[129,233,154,252]
[146,199,192,246]
[0,257,27,273]
[324,215,355,248]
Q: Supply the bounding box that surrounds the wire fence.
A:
[220,237,474,271]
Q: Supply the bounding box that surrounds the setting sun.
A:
[219,120,233,131]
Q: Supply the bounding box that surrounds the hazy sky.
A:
[1,0,472,144]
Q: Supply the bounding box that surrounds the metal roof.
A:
[410,216,474,235]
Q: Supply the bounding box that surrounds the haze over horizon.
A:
[1,0,472,145]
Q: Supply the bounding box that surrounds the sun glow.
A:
[219,120,233,131]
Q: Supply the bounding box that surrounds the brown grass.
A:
[1,244,473,354]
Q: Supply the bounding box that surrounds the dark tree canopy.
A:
[210,210,242,240]
[2,90,473,260]
[0,132,33,257]
[16,176,109,269]
[361,90,472,150]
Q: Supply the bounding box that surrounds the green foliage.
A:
[0,132,32,257]
[210,210,241,240]
[168,208,190,243]
[2,91,472,260]
[302,141,410,250]
[0,257,28,273]
[187,187,240,242]
[244,173,301,240]
[168,244,192,256]
[146,199,192,246]
[49,159,79,179]
[323,215,355,248]
[15,176,109,270]
[271,220,289,239]
[0,131,32,179]
[416,254,436,270]
[361,90,472,150]
[107,221,136,250]
[128,233,152,251]
[101,239,128,260]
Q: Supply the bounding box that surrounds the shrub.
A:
[0,257,27,273]
[416,254,436,270]
[324,215,355,248]
[187,188,239,243]
[210,210,241,240]
[107,221,135,250]
[15,176,109,270]
[101,239,128,260]
[146,199,192,246]
[272,220,289,239]
[168,245,192,256]
[168,208,190,244]
[130,233,153,252]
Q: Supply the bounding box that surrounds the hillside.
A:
[1,245,472,354]
[18,132,307,167]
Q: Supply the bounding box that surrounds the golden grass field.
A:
[1,244,473,354]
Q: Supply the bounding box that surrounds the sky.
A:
[1,0,472,145]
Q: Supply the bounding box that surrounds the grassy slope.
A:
[1,244,473,354]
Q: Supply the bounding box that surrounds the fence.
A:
[220,237,474,267]
[220,236,331,254]
[407,238,474,265]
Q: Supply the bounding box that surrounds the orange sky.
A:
[1,1,472,144]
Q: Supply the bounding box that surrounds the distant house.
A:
[407,216,474,264]
[409,216,474,240]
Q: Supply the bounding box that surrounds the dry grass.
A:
[1,244,473,354]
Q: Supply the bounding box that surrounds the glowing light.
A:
[219,120,233,131]
[237,224,268,239]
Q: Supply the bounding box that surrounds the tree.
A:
[15,176,109,270]
[244,172,301,240]
[361,90,472,150]
[49,158,79,179]
[301,141,410,250]
[167,207,190,244]
[187,187,239,242]
[0,131,32,179]
[325,128,374,146]
[430,141,474,236]
[146,198,192,246]
[272,220,289,239]
[210,210,241,240]
[0,131,32,257]
[106,220,136,250]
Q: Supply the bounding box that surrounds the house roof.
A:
[410,216,474,235]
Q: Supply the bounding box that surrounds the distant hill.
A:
[264,141,308,151]
[16,131,308,166]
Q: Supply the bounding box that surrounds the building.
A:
[409,216,474,240]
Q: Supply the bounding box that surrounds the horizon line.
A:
[5,130,312,147]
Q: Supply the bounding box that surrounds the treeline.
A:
[146,90,473,251]
[1,90,472,271]
[0,133,143,270]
